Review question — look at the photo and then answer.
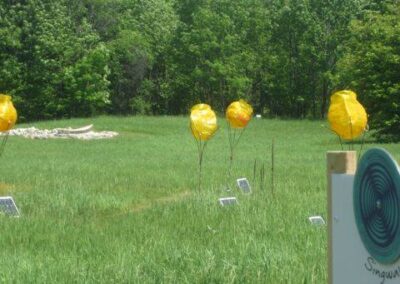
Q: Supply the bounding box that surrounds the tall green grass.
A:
[0,116,399,283]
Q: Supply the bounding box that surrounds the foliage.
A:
[336,2,400,141]
[107,30,151,114]
[62,44,110,117]
[0,0,110,120]
[0,0,399,140]
[166,0,257,113]
[82,0,178,114]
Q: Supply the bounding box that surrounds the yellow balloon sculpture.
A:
[190,104,218,141]
[225,99,253,189]
[0,94,17,132]
[328,90,367,140]
[226,99,253,128]
[190,103,218,191]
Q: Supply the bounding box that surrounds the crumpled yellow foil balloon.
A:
[328,90,367,140]
[226,99,253,129]
[0,94,17,132]
[190,104,217,141]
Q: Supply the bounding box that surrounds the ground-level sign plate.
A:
[236,178,251,193]
[219,197,237,206]
[0,196,20,217]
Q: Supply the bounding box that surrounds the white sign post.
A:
[328,150,400,284]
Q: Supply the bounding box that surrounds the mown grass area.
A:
[0,116,399,283]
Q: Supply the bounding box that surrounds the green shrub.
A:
[336,3,400,141]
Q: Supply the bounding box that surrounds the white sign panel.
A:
[236,178,251,193]
[219,197,237,206]
[332,174,400,284]
[309,216,325,226]
[0,196,20,217]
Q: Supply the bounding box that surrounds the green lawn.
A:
[1,116,399,283]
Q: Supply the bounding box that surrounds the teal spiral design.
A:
[354,148,400,264]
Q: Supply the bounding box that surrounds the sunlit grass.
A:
[0,116,399,283]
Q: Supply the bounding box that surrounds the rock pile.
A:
[3,124,118,140]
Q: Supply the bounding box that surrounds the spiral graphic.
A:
[354,148,400,264]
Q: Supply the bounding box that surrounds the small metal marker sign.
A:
[236,178,251,193]
[309,216,325,225]
[0,196,20,217]
[219,197,237,206]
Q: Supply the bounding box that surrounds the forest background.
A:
[0,0,399,141]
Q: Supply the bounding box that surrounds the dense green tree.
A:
[306,0,367,118]
[0,2,25,97]
[0,0,110,120]
[107,30,151,113]
[336,2,400,141]
[263,0,310,117]
[82,0,178,114]
[62,44,110,116]
[260,0,366,118]
[119,0,178,114]
[166,0,261,113]
[0,0,398,140]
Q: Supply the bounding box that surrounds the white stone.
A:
[2,125,118,140]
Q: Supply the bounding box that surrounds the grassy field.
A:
[0,116,399,283]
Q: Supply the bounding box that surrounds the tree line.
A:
[0,0,399,140]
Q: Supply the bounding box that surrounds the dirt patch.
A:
[90,190,192,230]
[128,190,192,214]
[0,183,14,195]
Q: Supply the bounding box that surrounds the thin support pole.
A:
[327,151,357,284]
[358,126,368,162]
[196,140,207,192]
[271,138,275,195]
[0,132,9,157]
